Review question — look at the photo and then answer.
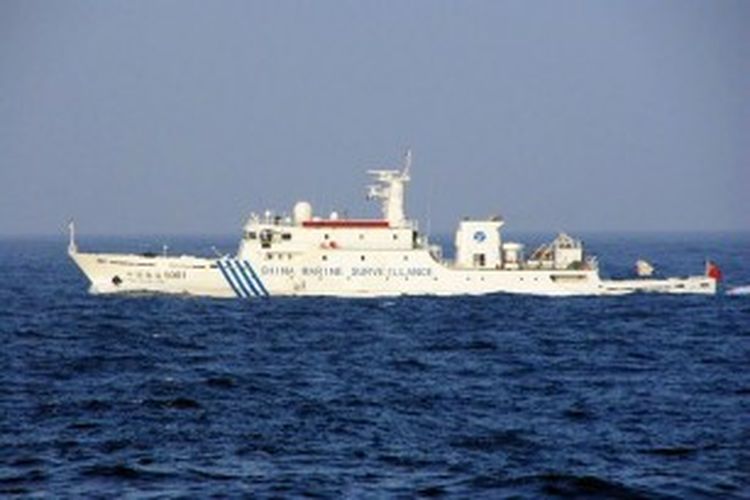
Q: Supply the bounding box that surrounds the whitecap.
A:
[727,285,750,296]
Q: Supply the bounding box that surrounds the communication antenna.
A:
[67,220,77,254]
[402,148,412,177]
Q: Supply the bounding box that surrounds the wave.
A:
[468,472,652,498]
[727,285,750,295]
[81,463,174,481]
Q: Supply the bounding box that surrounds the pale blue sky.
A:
[1,0,748,236]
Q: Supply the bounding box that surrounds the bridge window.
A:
[281,233,292,241]
[473,253,486,267]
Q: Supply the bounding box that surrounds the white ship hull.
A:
[68,151,719,298]
[70,248,716,298]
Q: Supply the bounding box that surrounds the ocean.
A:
[1,233,748,498]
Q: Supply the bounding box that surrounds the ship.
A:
[69,152,718,298]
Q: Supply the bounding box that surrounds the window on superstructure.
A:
[324,234,329,240]
[360,255,365,261]
[281,233,292,241]
[473,253,486,267]
[359,234,364,240]
[246,231,257,240]
[393,234,398,240]
[322,255,328,261]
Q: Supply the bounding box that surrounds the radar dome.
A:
[294,201,313,225]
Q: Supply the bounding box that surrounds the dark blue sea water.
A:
[1,233,749,498]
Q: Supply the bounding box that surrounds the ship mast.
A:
[366,149,412,228]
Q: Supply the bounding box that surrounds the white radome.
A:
[69,152,717,298]
[293,201,313,225]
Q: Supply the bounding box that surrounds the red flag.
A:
[706,261,722,281]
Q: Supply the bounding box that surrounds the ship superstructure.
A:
[69,152,717,297]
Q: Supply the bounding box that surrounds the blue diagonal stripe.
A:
[243,260,269,297]
[217,260,243,298]
[224,259,253,298]
[231,259,260,297]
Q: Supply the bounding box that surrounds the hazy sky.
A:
[1,0,748,236]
